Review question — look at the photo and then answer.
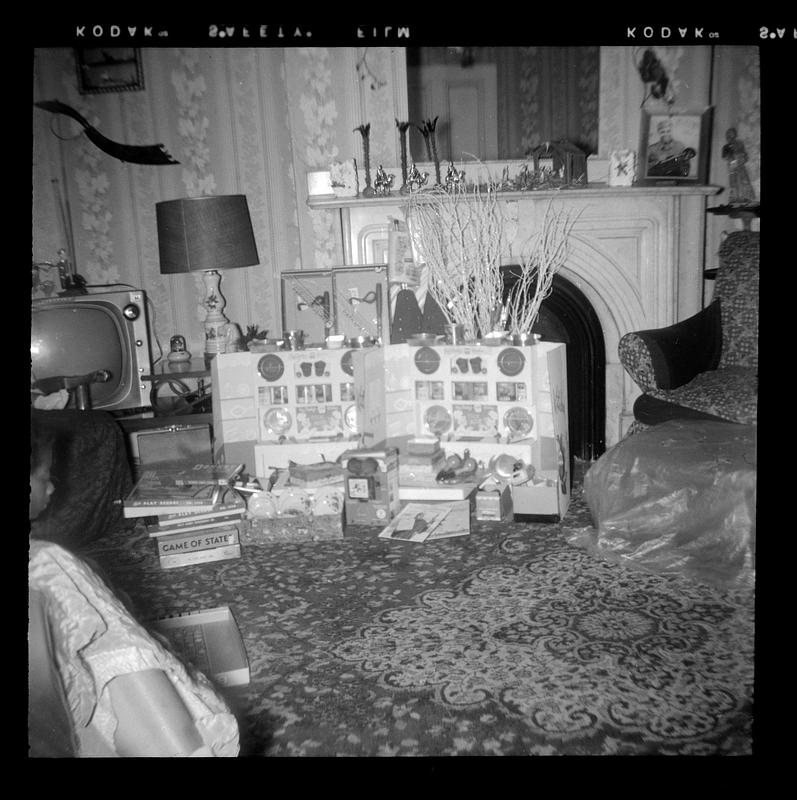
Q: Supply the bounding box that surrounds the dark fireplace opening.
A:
[502,267,606,463]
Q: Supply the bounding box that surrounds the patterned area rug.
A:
[84,489,754,756]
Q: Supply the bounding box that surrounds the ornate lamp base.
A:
[201,269,230,357]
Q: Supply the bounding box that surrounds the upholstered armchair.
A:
[618,230,758,428]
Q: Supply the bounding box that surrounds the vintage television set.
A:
[30,289,153,413]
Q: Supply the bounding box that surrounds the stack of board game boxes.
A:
[122,463,247,569]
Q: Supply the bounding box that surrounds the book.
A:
[378,501,472,543]
[229,477,262,495]
[154,526,240,557]
[165,463,245,487]
[155,493,247,526]
[398,481,479,501]
[122,470,227,518]
[146,512,245,537]
[377,503,451,542]
[150,606,250,687]
[424,501,471,540]
[287,461,344,488]
[158,542,242,570]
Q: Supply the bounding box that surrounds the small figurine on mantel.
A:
[721,127,756,206]
[374,165,395,196]
[407,163,429,192]
[445,162,466,191]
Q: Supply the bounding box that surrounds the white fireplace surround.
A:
[309,183,719,449]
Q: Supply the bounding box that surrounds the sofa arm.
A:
[619,301,722,392]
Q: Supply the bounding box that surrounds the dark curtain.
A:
[497,47,599,158]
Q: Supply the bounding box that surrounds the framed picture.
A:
[638,107,713,185]
[281,265,391,344]
[76,48,144,94]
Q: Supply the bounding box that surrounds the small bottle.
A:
[56,249,70,290]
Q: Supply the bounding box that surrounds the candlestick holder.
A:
[420,117,442,186]
[355,124,374,198]
[396,119,411,194]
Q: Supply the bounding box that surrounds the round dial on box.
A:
[424,404,452,435]
[414,346,441,375]
[496,347,526,377]
[504,406,534,436]
[263,407,292,435]
[258,354,285,382]
[341,350,355,376]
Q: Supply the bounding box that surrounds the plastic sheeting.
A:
[567,420,756,591]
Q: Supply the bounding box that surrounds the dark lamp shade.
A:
[156,194,259,274]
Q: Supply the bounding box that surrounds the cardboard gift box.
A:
[340,446,401,526]
[475,482,513,521]
[241,514,343,544]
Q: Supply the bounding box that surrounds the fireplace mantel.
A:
[307,183,720,209]
[307,182,722,447]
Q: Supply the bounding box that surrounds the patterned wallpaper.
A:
[33,47,306,358]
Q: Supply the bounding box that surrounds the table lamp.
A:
[156,194,259,359]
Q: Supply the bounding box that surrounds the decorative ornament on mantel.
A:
[418,117,442,186]
[354,124,374,198]
[373,165,395,196]
[445,162,466,191]
[396,119,412,194]
[407,163,429,192]
[526,141,588,187]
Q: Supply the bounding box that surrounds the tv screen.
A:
[31,290,153,412]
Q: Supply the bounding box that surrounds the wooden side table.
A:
[143,357,212,417]
[707,203,760,232]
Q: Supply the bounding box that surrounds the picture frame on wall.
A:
[638,107,713,185]
[76,48,145,94]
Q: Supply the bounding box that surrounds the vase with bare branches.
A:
[404,182,505,343]
[503,201,580,339]
[404,176,578,344]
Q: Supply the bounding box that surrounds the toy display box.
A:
[340,446,401,527]
[475,482,513,522]
[432,341,570,521]
[211,350,360,477]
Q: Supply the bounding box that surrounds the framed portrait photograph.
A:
[76,48,145,94]
[638,107,713,185]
